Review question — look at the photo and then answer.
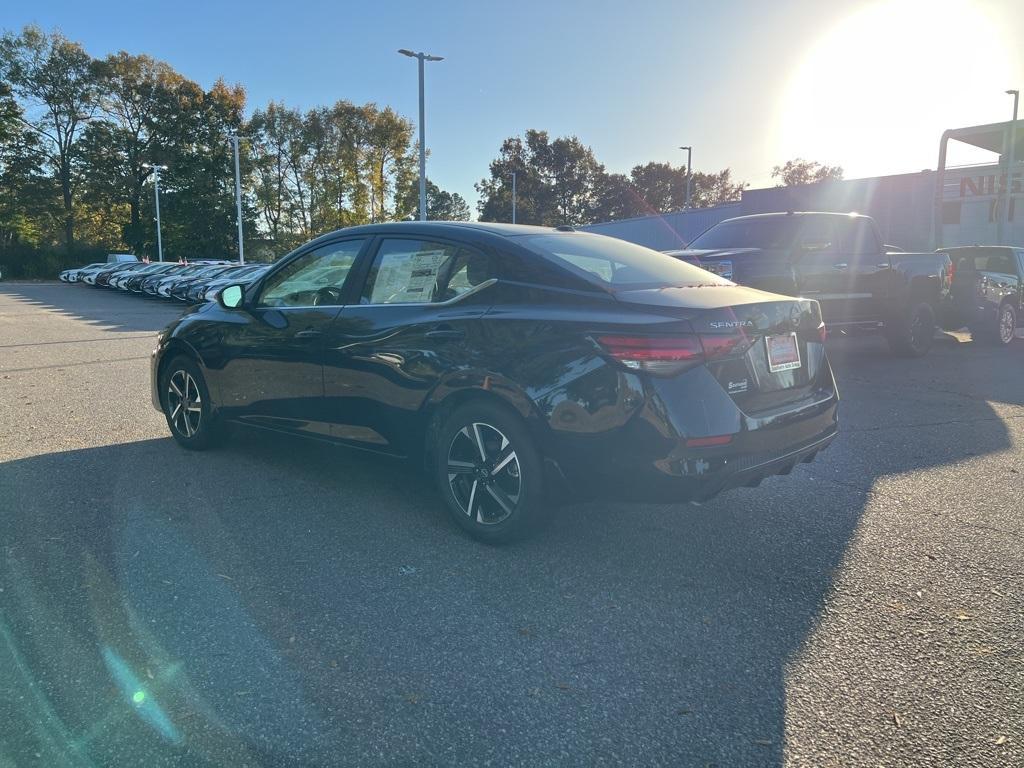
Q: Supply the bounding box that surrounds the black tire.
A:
[160,355,223,450]
[432,400,546,544]
[886,301,936,357]
[992,302,1018,346]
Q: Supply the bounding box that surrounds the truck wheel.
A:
[886,302,935,357]
[995,302,1018,346]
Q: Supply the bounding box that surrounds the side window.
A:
[258,239,365,307]
[796,219,838,254]
[1016,251,1024,276]
[843,219,882,255]
[436,248,495,301]
[987,252,1016,275]
[362,239,464,305]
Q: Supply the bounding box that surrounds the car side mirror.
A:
[219,284,245,309]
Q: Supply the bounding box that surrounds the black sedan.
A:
[152,222,838,542]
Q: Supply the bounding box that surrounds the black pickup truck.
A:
[941,245,1024,346]
[666,212,952,356]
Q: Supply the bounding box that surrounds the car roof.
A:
[938,245,1015,252]
[719,211,871,224]
[298,221,566,251]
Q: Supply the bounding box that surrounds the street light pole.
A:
[230,131,246,264]
[679,146,692,208]
[1006,89,1019,244]
[511,171,517,224]
[398,49,444,221]
[142,163,167,262]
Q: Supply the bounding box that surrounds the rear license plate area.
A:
[766,333,801,373]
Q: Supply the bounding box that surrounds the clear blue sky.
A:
[6,0,1023,213]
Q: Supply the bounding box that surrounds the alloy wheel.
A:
[446,422,522,525]
[999,305,1015,344]
[166,369,203,438]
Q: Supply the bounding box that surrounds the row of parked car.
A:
[59,260,271,304]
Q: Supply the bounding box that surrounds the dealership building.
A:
[583,120,1024,252]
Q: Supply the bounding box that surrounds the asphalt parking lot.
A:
[1,281,1022,767]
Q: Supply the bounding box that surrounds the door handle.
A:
[294,329,323,340]
[425,323,465,339]
[833,263,849,270]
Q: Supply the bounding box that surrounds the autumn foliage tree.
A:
[771,158,844,186]
[477,134,746,225]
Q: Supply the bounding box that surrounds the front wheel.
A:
[886,302,936,357]
[433,401,546,544]
[160,355,223,450]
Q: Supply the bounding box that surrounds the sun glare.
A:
[775,0,1017,178]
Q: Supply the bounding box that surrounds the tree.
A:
[156,78,248,260]
[772,158,843,187]
[0,80,56,247]
[591,172,647,222]
[629,162,687,214]
[689,168,746,207]
[76,52,186,253]
[248,100,419,251]
[397,178,470,221]
[0,26,98,250]
[477,130,606,226]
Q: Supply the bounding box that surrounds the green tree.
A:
[397,178,471,221]
[0,25,98,250]
[0,80,57,247]
[477,130,605,226]
[248,100,417,249]
[689,168,746,207]
[156,78,248,260]
[629,161,687,213]
[591,172,646,222]
[772,158,844,187]
[76,52,186,253]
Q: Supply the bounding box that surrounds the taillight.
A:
[596,335,704,375]
[686,434,733,448]
[817,322,827,343]
[596,332,749,375]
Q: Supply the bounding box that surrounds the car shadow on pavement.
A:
[0,282,184,335]
[1,339,1021,765]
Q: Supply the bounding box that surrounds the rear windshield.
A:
[688,217,803,250]
[944,247,1018,274]
[520,232,732,289]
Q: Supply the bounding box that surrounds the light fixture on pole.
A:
[142,163,168,262]
[511,171,517,224]
[398,48,444,221]
[229,131,246,264]
[679,146,693,208]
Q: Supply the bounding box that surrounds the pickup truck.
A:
[941,245,1024,346]
[665,212,952,357]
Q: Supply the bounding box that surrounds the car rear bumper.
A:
[547,366,839,504]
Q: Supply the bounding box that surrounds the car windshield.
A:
[688,217,804,250]
[520,232,732,289]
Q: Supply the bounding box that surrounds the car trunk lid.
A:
[611,285,827,412]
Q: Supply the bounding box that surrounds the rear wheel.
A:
[886,301,935,357]
[995,302,1018,346]
[160,355,223,450]
[433,401,545,544]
